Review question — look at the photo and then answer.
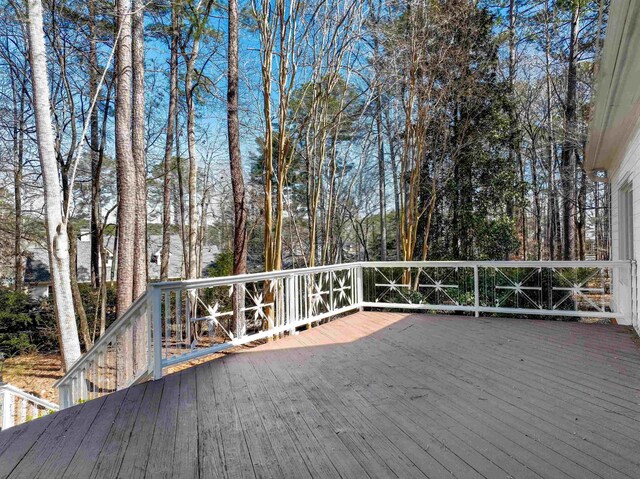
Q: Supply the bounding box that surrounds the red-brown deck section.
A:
[1,312,640,478]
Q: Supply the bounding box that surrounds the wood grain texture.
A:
[1,312,639,478]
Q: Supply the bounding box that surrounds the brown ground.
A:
[3,354,63,403]
[2,342,260,405]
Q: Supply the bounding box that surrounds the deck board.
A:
[171,368,199,479]
[116,375,164,478]
[1,312,640,478]
[208,354,257,479]
[62,389,129,479]
[332,318,625,478]
[144,372,181,479]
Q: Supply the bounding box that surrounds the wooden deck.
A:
[1,312,640,478]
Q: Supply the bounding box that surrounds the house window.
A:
[619,181,634,260]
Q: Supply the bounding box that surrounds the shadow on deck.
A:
[1,312,640,478]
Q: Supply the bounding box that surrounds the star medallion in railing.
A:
[241,280,277,326]
[333,271,352,305]
[374,268,413,304]
[418,269,460,305]
[552,267,606,312]
[308,273,329,316]
[493,267,543,309]
[203,301,234,340]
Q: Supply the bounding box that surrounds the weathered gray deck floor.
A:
[1,312,640,478]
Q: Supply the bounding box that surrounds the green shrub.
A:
[0,288,58,356]
[206,249,234,278]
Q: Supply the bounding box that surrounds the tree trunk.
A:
[161,4,179,281]
[176,144,188,276]
[13,80,25,292]
[99,246,107,336]
[376,97,387,261]
[115,0,136,315]
[132,0,147,297]
[260,10,274,272]
[228,0,247,337]
[560,4,580,260]
[507,0,520,258]
[130,0,147,374]
[576,153,587,260]
[185,42,200,280]
[385,115,401,260]
[68,223,92,349]
[89,0,101,289]
[27,0,81,370]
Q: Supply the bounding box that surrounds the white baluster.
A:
[147,286,163,381]
[19,398,27,423]
[356,264,364,309]
[2,389,15,429]
[164,291,170,361]
[186,290,192,348]
[474,264,480,318]
[329,271,334,312]
[176,290,183,353]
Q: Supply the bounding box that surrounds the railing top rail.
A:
[150,260,634,291]
[363,260,634,268]
[0,383,59,410]
[54,291,148,388]
[150,262,362,290]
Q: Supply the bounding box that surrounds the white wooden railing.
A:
[361,261,635,320]
[56,293,150,409]
[0,383,58,430]
[55,260,636,408]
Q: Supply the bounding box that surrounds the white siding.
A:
[609,125,640,327]
[28,284,50,299]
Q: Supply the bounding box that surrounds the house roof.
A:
[586,0,640,175]
[25,235,220,284]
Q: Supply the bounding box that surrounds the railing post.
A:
[287,274,297,334]
[233,283,247,340]
[357,264,364,310]
[147,294,153,378]
[473,264,480,318]
[2,388,14,429]
[149,286,164,380]
[329,271,334,312]
[58,384,72,410]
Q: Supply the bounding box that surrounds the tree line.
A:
[0,0,608,367]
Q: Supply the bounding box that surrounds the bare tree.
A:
[9,57,26,291]
[560,1,580,260]
[132,0,147,296]
[161,2,179,281]
[89,0,101,289]
[115,0,137,314]
[182,0,214,280]
[26,0,81,369]
[369,0,386,261]
[228,0,247,335]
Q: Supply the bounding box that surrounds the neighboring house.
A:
[586,0,640,327]
[24,234,220,298]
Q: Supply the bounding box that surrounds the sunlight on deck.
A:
[2,312,640,478]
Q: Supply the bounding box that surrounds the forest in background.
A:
[0,0,609,364]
